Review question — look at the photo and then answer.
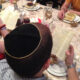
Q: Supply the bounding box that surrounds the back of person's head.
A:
[4,23,52,78]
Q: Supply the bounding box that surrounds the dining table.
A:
[1,0,80,80]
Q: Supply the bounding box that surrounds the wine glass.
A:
[46,1,53,8]
[43,5,53,25]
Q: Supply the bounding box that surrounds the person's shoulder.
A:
[0,59,24,80]
[0,59,13,80]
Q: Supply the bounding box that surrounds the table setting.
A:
[0,0,80,80]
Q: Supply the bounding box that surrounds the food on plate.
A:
[27,2,34,6]
[26,1,35,8]
[64,12,76,22]
[50,54,58,64]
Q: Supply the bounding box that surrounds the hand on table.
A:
[65,45,74,67]
[58,10,65,20]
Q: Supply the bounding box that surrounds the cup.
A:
[46,1,53,8]
[26,0,33,6]
[43,6,53,25]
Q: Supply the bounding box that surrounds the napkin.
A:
[30,18,41,23]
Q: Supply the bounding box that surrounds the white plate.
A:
[25,4,40,11]
[47,60,67,76]
[63,15,80,23]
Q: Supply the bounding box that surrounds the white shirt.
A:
[0,59,47,80]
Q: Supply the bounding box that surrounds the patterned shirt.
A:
[0,59,47,80]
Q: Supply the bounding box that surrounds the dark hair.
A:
[4,23,53,78]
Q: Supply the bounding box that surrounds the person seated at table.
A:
[0,19,79,80]
[58,0,80,20]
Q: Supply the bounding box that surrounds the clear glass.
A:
[46,1,53,8]
[43,6,53,25]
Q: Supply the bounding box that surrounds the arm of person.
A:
[0,27,9,38]
[68,10,80,16]
[58,0,70,20]
[0,19,9,38]
[65,45,79,80]
[0,19,9,53]
[0,41,5,53]
[67,67,79,80]
[0,26,9,53]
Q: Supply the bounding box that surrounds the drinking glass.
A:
[46,1,53,8]
[43,6,53,25]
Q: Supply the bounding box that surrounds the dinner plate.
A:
[63,12,80,23]
[25,4,40,11]
[47,60,67,76]
[63,15,80,23]
[47,54,78,77]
